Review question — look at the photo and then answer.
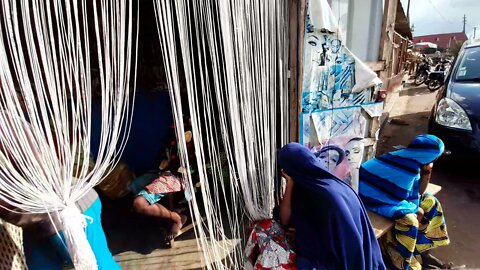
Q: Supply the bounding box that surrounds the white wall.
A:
[330,0,351,41]
[337,0,384,62]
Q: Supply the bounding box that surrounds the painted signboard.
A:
[299,0,383,192]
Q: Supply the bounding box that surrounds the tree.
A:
[449,42,464,57]
[422,48,437,54]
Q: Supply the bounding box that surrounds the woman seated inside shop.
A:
[131,118,198,240]
[0,99,118,270]
[358,135,464,270]
[276,143,385,269]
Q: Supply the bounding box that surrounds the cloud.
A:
[401,0,480,37]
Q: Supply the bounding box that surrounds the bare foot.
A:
[173,206,188,213]
[166,214,187,241]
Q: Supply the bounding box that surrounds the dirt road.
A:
[378,86,480,268]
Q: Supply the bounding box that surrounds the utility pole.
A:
[474,27,477,39]
[407,0,411,23]
[463,14,467,33]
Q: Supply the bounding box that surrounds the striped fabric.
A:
[359,135,448,270]
[359,135,444,219]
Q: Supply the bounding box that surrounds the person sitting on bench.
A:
[278,143,385,270]
[359,135,464,270]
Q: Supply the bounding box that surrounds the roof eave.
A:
[394,0,412,40]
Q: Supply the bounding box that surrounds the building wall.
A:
[330,0,384,62]
[347,0,383,62]
[413,32,468,49]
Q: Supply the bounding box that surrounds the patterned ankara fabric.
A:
[135,117,199,204]
[145,171,183,194]
[244,219,296,270]
[383,194,449,270]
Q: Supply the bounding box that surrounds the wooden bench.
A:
[368,183,442,238]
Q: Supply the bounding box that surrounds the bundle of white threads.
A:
[0,0,138,269]
[153,0,289,268]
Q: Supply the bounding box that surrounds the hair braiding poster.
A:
[299,0,383,191]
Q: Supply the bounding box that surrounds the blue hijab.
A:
[359,135,445,219]
[278,143,385,270]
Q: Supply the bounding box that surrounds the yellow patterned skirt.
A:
[382,194,450,270]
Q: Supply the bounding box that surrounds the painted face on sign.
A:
[306,35,322,66]
[331,39,342,54]
[318,149,340,172]
[307,34,320,47]
[345,138,364,165]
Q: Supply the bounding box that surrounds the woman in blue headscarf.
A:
[359,135,458,270]
[278,143,385,270]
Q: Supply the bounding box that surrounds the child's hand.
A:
[421,163,433,175]
[281,170,293,185]
[177,166,187,174]
[159,159,169,170]
[417,207,425,222]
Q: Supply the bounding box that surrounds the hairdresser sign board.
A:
[299,0,383,192]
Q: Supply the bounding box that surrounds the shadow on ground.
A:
[98,189,240,269]
[400,86,439,97]
[377,111,432,155]
[430,157,480,268]
[378,101,480,268]
[100,193,179,255]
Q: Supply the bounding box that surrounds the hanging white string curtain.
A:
[0,0,137,269]
[154,0,288,267]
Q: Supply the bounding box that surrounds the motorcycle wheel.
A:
[415,73,427,85]
[428,80,442,91]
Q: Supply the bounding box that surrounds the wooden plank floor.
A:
[115,238,204,270]
[110,184,444,268]
[115,237,241,270]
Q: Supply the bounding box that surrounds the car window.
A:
[454,46,480,82]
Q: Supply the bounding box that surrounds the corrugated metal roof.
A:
[413,32,468,48]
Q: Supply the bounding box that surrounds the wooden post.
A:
[288,0,307,142]
[378,0,399,88]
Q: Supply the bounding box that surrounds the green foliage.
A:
[205,152,231,185]
[448,42,464,57]
[422,48,437,54]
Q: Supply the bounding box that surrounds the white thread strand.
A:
[0,1,138,269]
[154,0,288,268]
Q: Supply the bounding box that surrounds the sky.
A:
[400,0,480,39]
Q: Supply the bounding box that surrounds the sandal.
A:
[441,262,466,269]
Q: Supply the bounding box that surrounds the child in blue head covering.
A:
[278,143,385,270]
[359,134,463,270]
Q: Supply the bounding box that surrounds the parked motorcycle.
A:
[427,71,445,91]
[434,60,450,72]
[414,62,431,85]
